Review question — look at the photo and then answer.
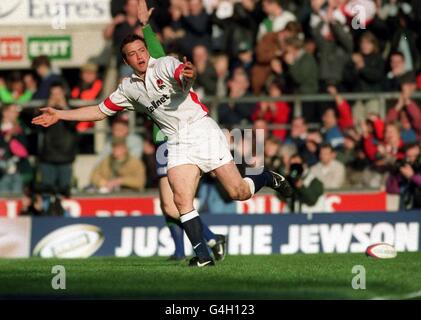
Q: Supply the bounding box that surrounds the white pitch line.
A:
[371,290,421,300]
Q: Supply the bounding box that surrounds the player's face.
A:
[123,40,150,75]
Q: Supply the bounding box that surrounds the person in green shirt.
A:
[139,0,227,262]
[0,72,34,104]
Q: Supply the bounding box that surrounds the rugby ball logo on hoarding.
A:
[0,1,22,18]
[33,224,104,258]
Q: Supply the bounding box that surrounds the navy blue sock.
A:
[245,171,272,194]
[180,210,211,260]
[165,215,185,258]
[201,219,215,242]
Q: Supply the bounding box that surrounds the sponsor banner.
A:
[29,211,421,258]
[0,37,24,61]
[0,0,111,25]
[27,36,71,60]
[0,217,31,257]
[0,192,388,217]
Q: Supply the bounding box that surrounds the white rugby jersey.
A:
[99,56,208,137]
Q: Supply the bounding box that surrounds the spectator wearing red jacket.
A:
[386,82,421,142]
[362,120,404,165]
[71,63,103,132]
[251,80,290,141]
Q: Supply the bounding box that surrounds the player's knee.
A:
[173,192,193,212]
[160,201,177,217]
[227,183,250,201]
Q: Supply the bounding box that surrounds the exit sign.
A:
[0,37,23,61]
[28,36,72,60]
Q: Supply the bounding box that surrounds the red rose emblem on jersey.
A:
[156,79,165,90]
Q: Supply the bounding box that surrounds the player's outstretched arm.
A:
[137,0,166,59]
[32,105,107,127]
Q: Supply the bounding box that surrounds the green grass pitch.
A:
[1,253,420,299]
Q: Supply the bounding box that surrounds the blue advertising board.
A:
[30,211,421,258]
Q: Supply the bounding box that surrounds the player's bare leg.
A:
[212,161,252,200]
[160,175,227,261]
[213,161,293,200]
[167,164,215,266]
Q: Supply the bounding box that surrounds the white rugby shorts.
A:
[166,116,233,173]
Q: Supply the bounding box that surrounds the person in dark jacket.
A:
[218,67,254,126]
[348,32,386,92]
[192,45,217,97]
[286,153,324,213]
[31,55,65,100]
[310,0,353,89]
[38,82,78,197]
[170,0,212,59]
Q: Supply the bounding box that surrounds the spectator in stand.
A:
[0,72,35,104]
[301,129,322,167]
[286,153,324,213]
[387,2,419,74]
[251,20,302,95]
[337,128,370,187]
[104,0,142,77]
[71,63,103,133]
[169,0,212,59]
[348,32,386,92]
[90,138,146,193]
[319,85,354,149]
[218,67,254,126]
[386,142,421,210]
[96,115,143,164]
[212,53,230,97]
[257,0,296,41]
[38,82,78,197]
[310,142,346,189]
[0,104,31,194]
[320,107,345,149]
[282,36,319,94]
[386,81,421,142]
[231,40,255,77]
[284,116,308,152]
[192,45,217,98]
[310,0,353,89]
[282,36,319,121]
[211,0,263,59]
[362,120,404,171]
[385,52,416,92]
[251,79,291,141]
[263,136,283,173]
[31,55,65,100]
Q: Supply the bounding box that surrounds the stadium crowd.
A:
[1,0,421,212]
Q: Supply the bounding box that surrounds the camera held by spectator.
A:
[286,154,324,213]
[386,143,421,210]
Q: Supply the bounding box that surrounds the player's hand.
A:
[182,56,196,80]
[137,0,154,26]
[31,107,60,127]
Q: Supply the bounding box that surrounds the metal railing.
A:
[18,91,421,136]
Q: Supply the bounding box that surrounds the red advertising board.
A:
[0,192,388,218]
[0,37,23,61]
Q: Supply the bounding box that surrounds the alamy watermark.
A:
[155,128,266,176]
[51,265,66,290]
[351,265,366,290]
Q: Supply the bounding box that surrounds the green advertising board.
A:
[28,36,72,60]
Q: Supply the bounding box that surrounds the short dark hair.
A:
[31,55,51,69]
[390,51,405,60]
[320,142,334,152]
[404,142,421,153]
[49,81,65,92]
[323,106,339,119]
[120,34,147,60]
